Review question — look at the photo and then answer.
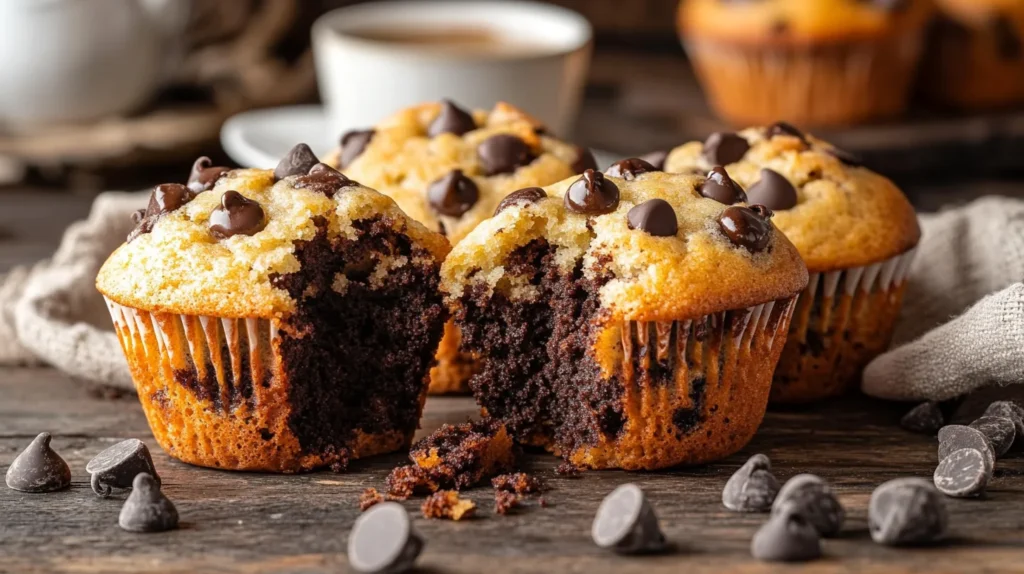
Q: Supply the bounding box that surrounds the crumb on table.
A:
[359,487,385,512]
[492,472,543,494]
[386,465,439,499]
[421,490,477,521]
[494,490,520,515]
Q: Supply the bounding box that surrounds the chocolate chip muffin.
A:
[441,166,808,470]
[664,124,920,403]
[678,0,934,126]
[97,148,450,472]
[327,100,594,395]
[922,0,1024,109]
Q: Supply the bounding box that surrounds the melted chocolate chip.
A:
[638,150,668,170]
[604,158,658,180]
[703,132,750,166]
[427,170,479,217]
[564,169,620,215]
[295,163,357,198]
[627,199,677,237]
[187,157,230,193]
[478,134,535,176]
[274,143,320,181]
[209,190,267,239]
[700,166,747,205]
[494,187,546,216]
[572,146,598,174]
[827,146,863,167]
[428,100,476,137]
[339,129,375,168]
[128,183,198,242]
[767,122,808,144]
[718,205,773,252]
[747,168,798,210]
[992,15,1023,61]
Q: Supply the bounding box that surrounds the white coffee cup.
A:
[312,0,592,139]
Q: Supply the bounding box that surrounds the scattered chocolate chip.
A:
[703,132,750,165]
[572,146,598,174]
[701,166,747,205]
[984,401,1024,443]
[969,416,1016,458]
[118,473,178,532]
[339,129,375,168]
[274,143,320,181]
[494,187,546,216]
[295,163,357,198]
[747,168,798,210]
[638,150,668,170]
[5,433,71,493]
[718,205,773,252]
[901,401,944,434]
[869,478,948,546]
[627,199,678,237]
[428,100,476,137]
[478,134,535,176]
[349,502,423,573]
[86,439,160,498]
[209,190,267,239]
[934,448,991,498]
[766,121,808,144]
[187,157,230,193]
[992,14,1023,61]
[751,502,822,562]
[937,425,994,473]
[427,170,479,217]
[591,484,666,554]
[772,474,844,537]
[564,169,620,215]
[605,158,658,180]
[723,454,780,512]
[827,146,864,167]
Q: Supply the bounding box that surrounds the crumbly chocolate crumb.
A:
[408,419,516,490]
[359,487,386,512]
[555,462,582,478]
[421,490,476,521]
[386,465,438,499]
[494,490,520,515]
[492,472,543,494]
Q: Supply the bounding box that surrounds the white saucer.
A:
[221,105,620,169]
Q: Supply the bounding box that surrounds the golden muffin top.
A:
[663,123,920,273]
[97,151,450,319]
[325,101,592,245]
[679,0,934,45]
[441,167,808,323]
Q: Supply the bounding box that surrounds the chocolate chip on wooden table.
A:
[209,190,267,239]
[339,129,376,168]
[718,205,773,253]
[934,448,991,498]
[428,170,479,217]
[869,478,948,546]
[751,502,822,562]
[274,143,320,181]
[827,146,864,167]
[605,158,658,180]
[723,454,780,513]
[747,168,798,210]
[984,401,1024,442]
[348,502,424,573]
[592,483,667,554]
[627,199,678,237]
[5,433,71,493]
[772,474,845,537]
[572,146,598,174]
[900,401,945,434]
[638,150,668,171]
[119,473,178,532]
[700,166,747,205]
[937,425,994,472]
[703,132,750,165]
[87,438,160,498]
[478,134,535,175]
[187,157,231,193]
[969,416,1016,458]
[296,163,357,198]
[564,169,620,215]
[427,99,477,137]
[494,187,547,216]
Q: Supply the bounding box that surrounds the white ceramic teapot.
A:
[0,0,190,126]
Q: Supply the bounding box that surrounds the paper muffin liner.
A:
[684,34,924,126]
[104,298,413,472]
[573,295,798,470]
[771,248,917,404]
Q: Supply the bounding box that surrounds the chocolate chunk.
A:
[348,502,424,573]
[969,416,1016,458]
[766,121,808,144]
[937,425,994,473]
[128,183,198,242]
[723,454,780,512]
[934,448,991,498]
[869,478,948,546]
[747,168,798,210]
[605,158,658,180]
[209,190,267,239]
[700,166,747,205]
[118,473,179,532]
[984,401,1024,443]
[751,502,822,562]
[772,474,845,537]
[478,134,534,176]
[627,199,678,237]
[187,157,230,193]
[718,205,773,252]
[565,169,620,216]
[703,132,750,165]
[638,150,668,170]
[900,401,944,434]
[339,129,375,168]
[572,146,598,174]
[274,143,320,181]
[427,170,479,217]
[494,187,547,215]
[5,433,71,493]
[295,163,357,198]
[992,15,1023,61]
[86,439,160,498]
[428,100,476,137]
[827,146,863,167]
[591,484,666,554]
